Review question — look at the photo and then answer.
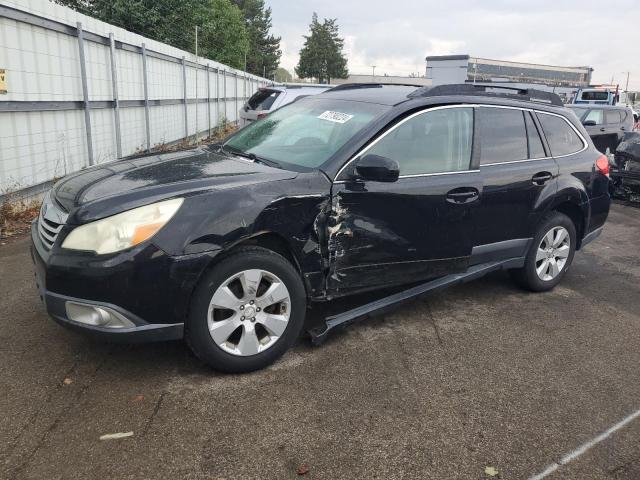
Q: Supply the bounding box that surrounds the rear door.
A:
[472,106,558,262]
[603,109,627,152]
[329,106,481,295]
[580,108,610,153]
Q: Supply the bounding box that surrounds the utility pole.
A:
[371,65,376,80]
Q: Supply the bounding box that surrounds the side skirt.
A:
[308,258,524,345]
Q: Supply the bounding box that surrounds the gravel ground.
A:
[1,203,639,480]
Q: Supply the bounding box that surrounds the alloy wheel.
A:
[207,269,291,356]
[535,226,571,281]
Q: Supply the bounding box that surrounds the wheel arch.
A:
[550,200,588,249]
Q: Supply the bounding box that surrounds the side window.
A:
[583,109,604,125]
[477,107,528,164]
[525,112,546,159]
[366,107,473,176]
[605,110,622,125]
[537,113,585,157]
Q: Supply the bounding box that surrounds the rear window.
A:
[580,91,609,101]
[477,107,528,164]
[247,89,281,111]
[537,113,585,157]
[605,110,622,124]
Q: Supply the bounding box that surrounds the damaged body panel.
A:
[327,174,478,295]
[613,132,640,203]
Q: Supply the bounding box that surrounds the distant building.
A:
[426,55,593,88]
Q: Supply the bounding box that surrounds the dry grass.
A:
[0,196,41,241]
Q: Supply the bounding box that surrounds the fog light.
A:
[65,302,135,329]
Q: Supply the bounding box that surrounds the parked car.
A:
[32,83,610,373]
[566,104,634,154]
[238,84,330,127]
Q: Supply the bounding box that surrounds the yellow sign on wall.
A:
[0,69,6,94]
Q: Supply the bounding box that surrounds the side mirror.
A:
[583,120,597,127]
[354,154,400,182]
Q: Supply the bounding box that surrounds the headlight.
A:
[62,198,184,254]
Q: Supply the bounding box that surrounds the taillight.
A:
[257,112,268,119]
[595,154,610,177]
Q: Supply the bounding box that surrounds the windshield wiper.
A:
[222,145,281,169]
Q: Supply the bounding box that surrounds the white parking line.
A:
[528,408,640,480]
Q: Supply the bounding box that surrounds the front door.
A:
[327,106,482,296]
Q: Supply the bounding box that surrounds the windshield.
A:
[224,97,390,170]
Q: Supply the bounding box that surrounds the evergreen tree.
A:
[296,13,348,84]
[233,0,281,78]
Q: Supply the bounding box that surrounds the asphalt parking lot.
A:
[1,203,639,480]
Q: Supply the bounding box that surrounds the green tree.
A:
[54,0,249,69]
[197,0,249,68]
[296,13,348,84]
[274,67,292,83]
[233,0,281,78]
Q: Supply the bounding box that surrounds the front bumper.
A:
[44,291,184,343]
[31,221,218,343]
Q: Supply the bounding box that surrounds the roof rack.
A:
[328,82,424,92]
[408,83,564,106]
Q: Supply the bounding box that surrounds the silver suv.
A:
[239,84,329,127]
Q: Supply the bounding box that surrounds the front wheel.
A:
[186,247,306,373]
[510,212,576,292]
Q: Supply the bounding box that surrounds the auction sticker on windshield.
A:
[318,111,353,124]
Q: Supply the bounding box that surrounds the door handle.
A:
[600,127,606,132]
[445,187,479,204]
[621,126,626,131]
[532,171,553,185]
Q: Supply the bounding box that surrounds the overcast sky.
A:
[266,0,640,90]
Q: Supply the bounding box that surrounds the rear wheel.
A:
[186,247,306,373]
[511,212,576,292]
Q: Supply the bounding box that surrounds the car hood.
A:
[53,148,298,222]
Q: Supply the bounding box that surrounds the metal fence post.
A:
[223,69,227,122]
[234,73,238,123]
[108,33,122,159]
[206,65,211,137]
[141,43,151,151]
[216,68,220,128]
[76,22,94,166]
[181,56,188,139]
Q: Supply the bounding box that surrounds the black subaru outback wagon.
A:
[32,84,610,372]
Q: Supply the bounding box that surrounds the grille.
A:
[38,216,63,250]
[37,193,68,251]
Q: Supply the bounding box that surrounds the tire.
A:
[510,212,577,292]
[186,246,306,373]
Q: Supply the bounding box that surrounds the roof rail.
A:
[328,82,424,92]
[408,83,564,106]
